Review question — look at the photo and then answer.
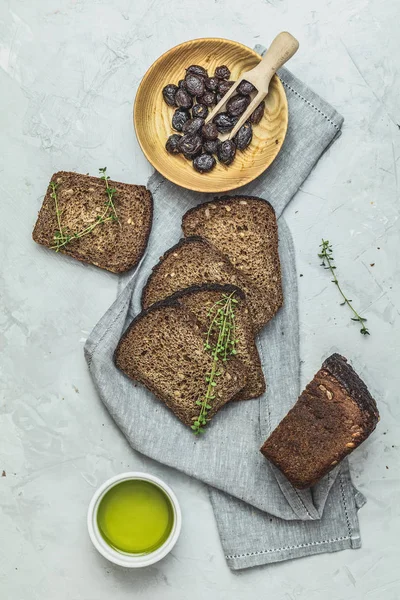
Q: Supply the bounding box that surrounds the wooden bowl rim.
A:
[133,37,288,193]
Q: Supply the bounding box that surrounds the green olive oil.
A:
[97,480,174,554]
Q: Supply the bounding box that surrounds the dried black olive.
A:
[163,62,264,170]
[200,91,216,107]
[193,153,216,173]
[213,112,237,133]
[205,76,219,91]
[192,103,209,119]
[202,122,218,140]
[234,122,253,150]
[215,65,231,80]
[203,139,221,155]
[178,134,203,159]
[250,100,265,125]
[238,79,256,95]
[226,94,250,117]
[175,88,193,109]
[165,134,182,154]
[217,79,234,96]
[162,84,178,107]
[185,73,205,97]
[182,117,205,135]
[186,65,208,78]
[172,108,190,132]
[217,139,236,165]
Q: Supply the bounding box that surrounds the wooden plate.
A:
[134,38,288,193]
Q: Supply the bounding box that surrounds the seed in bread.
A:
[114,299,247,428]
[260,353,380,489]
[32,171,153,273]
[182,195,282,330]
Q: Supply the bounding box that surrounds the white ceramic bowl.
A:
[87,472,182,568]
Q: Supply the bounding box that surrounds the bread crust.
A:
[114,297,248,428]
[141,236,264,331]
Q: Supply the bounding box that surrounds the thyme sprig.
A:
[192,292,238,435]
[99,167,119,223]
[318,239,370,336]
[50,167,118,252]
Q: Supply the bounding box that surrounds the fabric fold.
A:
[210,461,362,570]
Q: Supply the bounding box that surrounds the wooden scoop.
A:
[206,32,299,140]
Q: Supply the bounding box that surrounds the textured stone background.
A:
[0,1,399,598]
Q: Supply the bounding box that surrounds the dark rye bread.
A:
[114,299,247,428]
[166,284,266,400]
[182,196,283,329]
[260,354,380,489]
[141,236,266,331]
[32,171,153,273]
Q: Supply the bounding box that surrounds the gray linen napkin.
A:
[85,57,367,569]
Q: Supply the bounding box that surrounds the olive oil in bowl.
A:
[97,479,174,555]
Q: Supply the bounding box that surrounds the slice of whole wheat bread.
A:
[182,196,283,328]
[32,171,153,273]
[141,236,265,331]
[167,284,265,400]
[114,298,247,429]
[260,354,379,488]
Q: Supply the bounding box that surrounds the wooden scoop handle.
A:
[254,32,299,91]
[228,32,299,139]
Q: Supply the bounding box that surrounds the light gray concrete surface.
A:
[1,0,399,598]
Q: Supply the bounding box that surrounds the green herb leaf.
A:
[318,239,370,337]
